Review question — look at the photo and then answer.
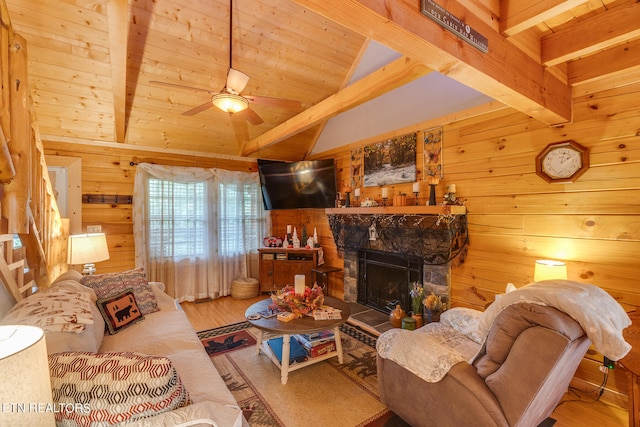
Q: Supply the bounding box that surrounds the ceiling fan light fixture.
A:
[226,68,250,94]
[211,93,249,113]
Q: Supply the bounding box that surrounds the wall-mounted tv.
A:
[258,159,337,210]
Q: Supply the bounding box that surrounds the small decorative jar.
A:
[393,194,407,206]
[389,305,406,328]
[402,316,416,330]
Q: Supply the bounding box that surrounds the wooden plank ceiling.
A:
[4,0,640,162]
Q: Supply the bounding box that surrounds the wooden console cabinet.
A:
[258,248,320,293]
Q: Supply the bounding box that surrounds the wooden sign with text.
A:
[421,0,489,53]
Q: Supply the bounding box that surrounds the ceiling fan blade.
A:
[230,115,250,147]
[236,107,264,125]
[226,68,250,94]
[245,95,302,110]
[182,101,214,116]
[149,80,215,94]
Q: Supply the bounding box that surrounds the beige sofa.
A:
[1,269,245,427]
[376,281,632,427]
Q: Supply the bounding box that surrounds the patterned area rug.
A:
[198,322,393,427]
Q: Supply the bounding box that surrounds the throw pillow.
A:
[0,284,94,333]
[50,269,84,286]
[82,267,159,315]
[0,280,105,354]
[96,289,144,334]
[49,351,191,426]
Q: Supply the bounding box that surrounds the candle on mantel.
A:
[294,274,306,295]
[287,224,292,234]
[381,187,389,199]
[412,182,420,193]
[354,188,361,198]
[448,184,456,193]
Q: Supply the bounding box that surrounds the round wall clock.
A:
[535,140,590,183]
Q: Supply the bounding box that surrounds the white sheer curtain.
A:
[133,163,268,302]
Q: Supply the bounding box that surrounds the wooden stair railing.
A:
[0,233,36,301]
[0,0,68,300]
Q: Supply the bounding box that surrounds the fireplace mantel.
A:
[326,207,468,306]
[326,211,467,265]
[325,205,465,215]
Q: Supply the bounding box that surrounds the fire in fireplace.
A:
[357,249,423,314]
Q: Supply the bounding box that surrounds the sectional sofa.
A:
[1,269,245,426]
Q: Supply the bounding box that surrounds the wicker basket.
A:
[230,277,259,299]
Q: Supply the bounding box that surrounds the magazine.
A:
[256,307,281,319]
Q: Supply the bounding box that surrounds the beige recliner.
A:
[377,302,592,427]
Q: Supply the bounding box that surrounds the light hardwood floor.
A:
[181,296,629,427]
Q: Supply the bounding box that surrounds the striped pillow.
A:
[82,268,159,315]
[49,351,191,426]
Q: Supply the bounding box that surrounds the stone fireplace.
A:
[327,209,467,314]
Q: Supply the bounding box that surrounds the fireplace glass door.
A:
[357,249,423,314]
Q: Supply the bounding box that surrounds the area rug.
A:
[198,322,393,427]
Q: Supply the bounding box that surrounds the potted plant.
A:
[423,292,446,323]
[409,282,424,327]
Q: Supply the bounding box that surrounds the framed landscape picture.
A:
[363,133,417,187]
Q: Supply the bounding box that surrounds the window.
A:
[134,164,266,301]
[217,182,264,256]
[146,178,265,259]
[147,179,207,259]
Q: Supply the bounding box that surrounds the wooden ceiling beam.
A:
[500,0,588,37]
[290,0,571,126]
[303,38,372,159]
[106,0,128,143]
[568,38,640,86]
[241,56,432,156]
[542,1,640,66]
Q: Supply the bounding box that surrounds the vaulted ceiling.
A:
[4,0,640,162]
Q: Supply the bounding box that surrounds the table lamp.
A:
[0,325,56,426]
[534,259,567,282]
[68,232,110,275]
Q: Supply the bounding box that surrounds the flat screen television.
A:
[258,159,337,210]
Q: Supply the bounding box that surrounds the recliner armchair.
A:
[377,302,591,427]
[377,280,632,427]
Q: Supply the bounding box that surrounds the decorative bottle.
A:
[389,305,405,328]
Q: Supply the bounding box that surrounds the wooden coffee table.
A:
[245,296,351,384]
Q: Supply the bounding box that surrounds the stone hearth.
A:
[327,211,467,313]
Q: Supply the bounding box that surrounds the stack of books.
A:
[294,330,336,358]
[267,337,308,364]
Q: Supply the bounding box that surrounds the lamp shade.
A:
[534,259,567,282]
[0,325,55,426]
[225,68,250,94]
[68,233,110,265]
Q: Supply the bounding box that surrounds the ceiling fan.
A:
[150,0,301,125]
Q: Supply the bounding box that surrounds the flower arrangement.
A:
[423,292,446,313]
[409,282,424,314]
[270,283,324,318]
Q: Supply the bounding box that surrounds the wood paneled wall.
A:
[305,85,640,311]
[43,141,257,274]
[284,81,640,408]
